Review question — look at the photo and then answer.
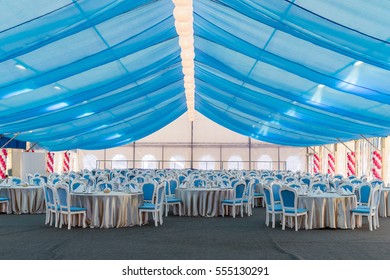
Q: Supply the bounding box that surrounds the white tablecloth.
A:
[0,186,45,214]
[297,193,357,229]
[176,188,234,217]
[71,191,144,228]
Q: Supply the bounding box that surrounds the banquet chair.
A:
[71,179,87,192]
[138,183,165,226]
[164,180,182,216]
[300,177,311,188]
[263,185,283,228]
[275,174,283,180]
[371,179,384,188]
[96,181,113,192]
[31,177,43,186]
[284,177,296,184]
[221,181,247,218]
[43,184,59,227]
[55,183,87,230]
[339,183,355,194]
[311,182,328,192]
[271,183,282,204]
[289,183,301,189]
[142,182,156,203]
[279,186,309,231]
[0,190,9,214]
[333,174,343,180]
[250,178,264,207]
[351,186,381,231]
[358,183,372,206]
[11,178,22,185]
[193,178,206,188]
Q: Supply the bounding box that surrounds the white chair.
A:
[351,186,380,231]
[138,183,165,226]
[279,186,308,231]
[221,180,247,218]
[164,179,182,217]
[43,184,59,227]
[55,183,87,230]
[263,185,283,228]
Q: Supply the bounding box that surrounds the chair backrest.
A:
[44,184,57,209]
[275,174,283,180]
[193,178,205,187]
[71,180,86,192]
[300,177,311,187]
[350,179,362,186]
[154,183,165,208]
[234,182,246,200]
[168,179,178,196]
[96,181,113,191]
[371,187,381,211]
[271,183,281,202]
[285,177,296,183]
[280,187,298,212]
[289,183,301,189]
[31,177,43,186]
[333,174,343,180]
[220,179,231,188]
[55,183,70,209]
[12,178,21,184]
[339,183,354,193]
[359,184,371,205]
[371,179,384,188]
[263,185,278,211]
[142,182,156,201]
[312,182,327,192]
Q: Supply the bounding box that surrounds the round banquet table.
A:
[175,187,234,217]
[71,191,145,228]
[296,193,358,229]
[379,188,390,217]
[0,185,45,214]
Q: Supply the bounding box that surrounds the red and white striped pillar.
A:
[347,152,356,176]
[313,153,320,173]
[327,153,335,175]
[0,149,8,179]
[46,152,55,173]
[63,151,70,172]
[372,150,382,179]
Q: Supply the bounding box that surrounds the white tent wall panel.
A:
[279,147,306,172]
[163,147,191,169]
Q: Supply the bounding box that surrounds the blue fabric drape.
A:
[0,0,389,150]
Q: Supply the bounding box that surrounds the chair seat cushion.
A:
[222,199,244,204]
[166,198,182,203]
[254,193,264,197]
[139,203,157,210]
[0,197,9,201]
[351,207,371,214]
[267,204,283,212]
[285,208,308,214]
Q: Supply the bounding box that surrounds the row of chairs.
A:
[43,183,87,230]
[263,183,382,231]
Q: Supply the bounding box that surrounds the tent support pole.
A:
[336,138,353,153]
[248,137,252,170]
[190,121,194,169]
[322,145,332,153]
[133,142,135,168]
[26,142,38,152]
